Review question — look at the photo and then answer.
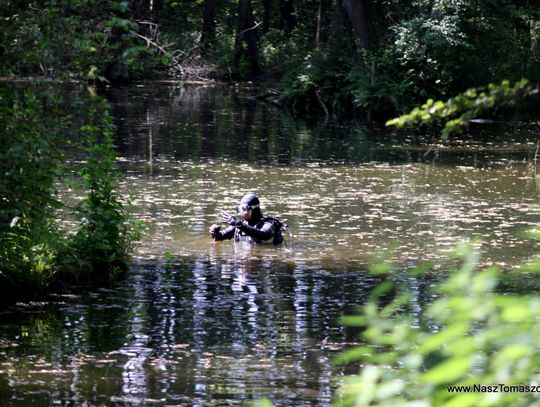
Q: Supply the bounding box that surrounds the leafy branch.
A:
[386,79,539,139]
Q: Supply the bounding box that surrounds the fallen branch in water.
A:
[131,21,203,78]
[255,90,280,100]
[248,90,284,108]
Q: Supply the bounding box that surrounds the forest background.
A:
[3,2,540,405]
[3,0,540,120]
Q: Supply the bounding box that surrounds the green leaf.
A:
[369,262,392,275]
[376,379,405,399]
[250,397,273,407]
[341,315,367,326]
[495,344,532,364]
[419,323,468,354]
[160,55,171,65]
[443,393,479,407]
[421,357,472,384]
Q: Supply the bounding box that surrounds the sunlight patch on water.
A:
[118,159,539,270]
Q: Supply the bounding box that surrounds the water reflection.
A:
[1,83,539,405]
[99,83,540,268]
[106,84,540,167]
[119,271,152,404]
[0,253,383,406]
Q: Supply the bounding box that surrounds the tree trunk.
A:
[316,0,323,46]
[279,0,296,35]
[332,0,345,45]
[262,0,271,33]
[131,0,156,20]
[234,0,261,76]
[105,2,131,84]
[341,0,371,50]
[201,0,217,55]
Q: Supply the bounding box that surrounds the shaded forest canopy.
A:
[2,1,540,117]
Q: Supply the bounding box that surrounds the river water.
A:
[0,84,539,406]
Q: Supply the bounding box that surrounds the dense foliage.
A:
[274,0,540,118]
[0,85,141,297]
[335,243,540,406]
[2,1,539,118]
[1,0,156,82]
[0,88,66,290]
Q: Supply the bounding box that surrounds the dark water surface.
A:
[1,84,539,406]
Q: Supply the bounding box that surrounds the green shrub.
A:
[280,48,405,118]
[336,243,540,406]
[67,104,142,282]
[0,87,66,293]
[0,85,141,296]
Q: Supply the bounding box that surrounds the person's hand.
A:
[209,224,220,236]
[221,211,242,226]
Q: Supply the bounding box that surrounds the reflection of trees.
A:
[135,253,381,403]
[91,85,540,167]
[119,271,152,402]
[0,256,437,404]
[0,291,132,404]
[104,84,398,165]
[232,96,256,162]
[200,89,216,158]
[104,85,303,163]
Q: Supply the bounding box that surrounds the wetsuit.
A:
[214,217,283,244]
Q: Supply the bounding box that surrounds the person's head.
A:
[237,193,263,222]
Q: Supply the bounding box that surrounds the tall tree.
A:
[315,0,323,46]
[234,0,261,76]
[105,1,131,84]
[262,0,271,33]
[279,0,296,35]
[332,0,345,45]
[201,0,217,55]
[131,0,152,20]
[341,0,372,50]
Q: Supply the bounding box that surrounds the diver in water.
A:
[209,193,284,245]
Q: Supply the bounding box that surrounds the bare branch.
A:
[316,90,329,117]
[236,21,262,38]
[130,30,171,57]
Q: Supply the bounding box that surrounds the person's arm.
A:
[237,220,274,241]
[209,224,235,241]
